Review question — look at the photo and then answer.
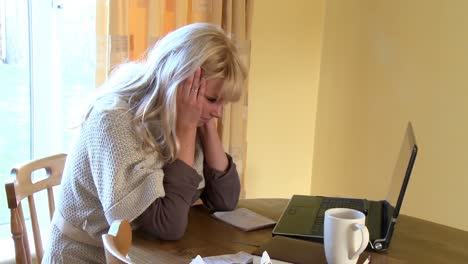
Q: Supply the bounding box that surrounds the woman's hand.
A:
[198,117,218,138]
[176,67,206,131]
[175,67,206,167]
[199,119,229,172]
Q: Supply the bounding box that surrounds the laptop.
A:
[272,122,418,251]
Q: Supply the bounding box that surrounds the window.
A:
[0,0,6,62]
[0,0,96,261]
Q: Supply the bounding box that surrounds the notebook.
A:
[272,122,418,251]
[212,207,276,231]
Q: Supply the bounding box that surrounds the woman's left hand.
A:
[198,118,228,171]
[198,118,218,139]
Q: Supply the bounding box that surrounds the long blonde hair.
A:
[87,23,247,163]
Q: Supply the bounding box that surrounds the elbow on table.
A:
[210,196,239,211]
[202,188,240,211]
[156,220,188,241]
[218,186,240,211]
[220,199,238,211]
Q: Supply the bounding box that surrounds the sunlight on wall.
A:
[245,0,325,198]
[314,0,468,231]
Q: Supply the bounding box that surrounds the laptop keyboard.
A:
[311,197,366,235]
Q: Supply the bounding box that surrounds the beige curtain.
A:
[96,0,252,197]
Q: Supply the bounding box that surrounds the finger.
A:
[177,83,187,105]
[183,71,196,99]
[197,77,206,103]
[191,67,201,96]
[177,81,185,99]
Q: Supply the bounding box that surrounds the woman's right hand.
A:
[175,67,206,166]
[176,67,206,132]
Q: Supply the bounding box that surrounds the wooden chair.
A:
[102,220,133,264]
[4,153,67,264]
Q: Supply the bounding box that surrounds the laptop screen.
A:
[385,122,418,217]
[379,122,418,248]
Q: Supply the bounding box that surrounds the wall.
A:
[313,0,468,231]
[245,0,325,198]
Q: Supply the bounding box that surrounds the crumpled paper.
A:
[190,250,273,264]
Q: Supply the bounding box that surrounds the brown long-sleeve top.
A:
[43,104,239,264]
[135,154,240,240]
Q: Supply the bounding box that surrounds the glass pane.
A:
[32,0,96,158]
[0,0,96,260]
[57,0,96,148]
[0,0,30,226]
[32,0,96,247]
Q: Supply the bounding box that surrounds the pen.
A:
[363,255,371,264]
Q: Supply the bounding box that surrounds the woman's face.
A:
[198,78,225,126]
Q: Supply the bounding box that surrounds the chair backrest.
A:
[102,220,133,264]
[5,153,67,264]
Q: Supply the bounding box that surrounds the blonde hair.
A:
[87,23,247,163]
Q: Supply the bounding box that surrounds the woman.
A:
[42,23,247,263]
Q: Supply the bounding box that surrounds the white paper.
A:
[253,256,292,264]
[202,251,253,264]
[213,208,276,231]
[191,255,207,264]
[190,251,293,264]
[261,251,271,264]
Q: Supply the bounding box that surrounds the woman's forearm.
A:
[176,128,197,167]
[201,154,240,211]
[136,160,202,240]
[199,122,228,171]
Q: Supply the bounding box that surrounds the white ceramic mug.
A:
[324,208,369,264]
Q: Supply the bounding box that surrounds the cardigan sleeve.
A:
[84,109,166,224]
[201,154,240,211]
[134,160,203,240]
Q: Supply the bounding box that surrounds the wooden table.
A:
[129,199,468,263]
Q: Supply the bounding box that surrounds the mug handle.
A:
[350,223,370,260]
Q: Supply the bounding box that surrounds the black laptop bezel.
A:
[372,142,418,250]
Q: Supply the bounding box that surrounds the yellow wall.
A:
[245,0,325,198]
[247,0,468,231]
[313,0,468,231]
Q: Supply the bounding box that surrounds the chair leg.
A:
[11,207,31,264]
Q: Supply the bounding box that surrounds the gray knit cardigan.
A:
[42,101,205,263]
